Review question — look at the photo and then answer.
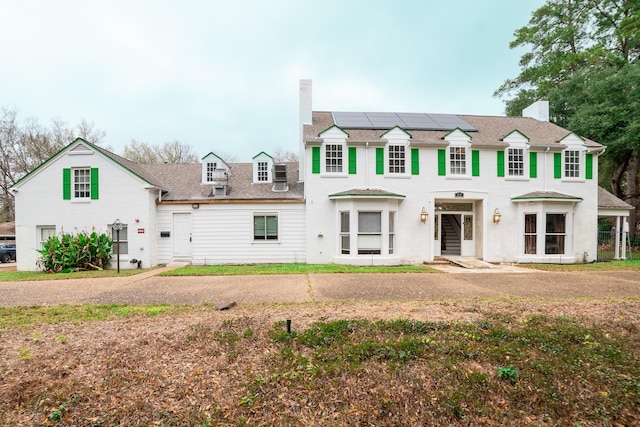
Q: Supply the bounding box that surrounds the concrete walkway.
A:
[0,264,639,307]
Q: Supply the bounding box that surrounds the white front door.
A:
[173,213,192,259]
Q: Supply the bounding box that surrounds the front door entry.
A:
[172,213,192,259]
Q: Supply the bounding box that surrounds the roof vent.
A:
[212,168,228,184]
[214,184,228,196]
[272,164,288,192]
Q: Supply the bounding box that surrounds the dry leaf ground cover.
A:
[0,299,639,426]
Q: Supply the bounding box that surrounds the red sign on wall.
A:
[137,228,145,234]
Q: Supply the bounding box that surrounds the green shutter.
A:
[348,147,357,174]
[411,148,419,175]
[312,147,320,174]
[554,152,562,178]
[472,150,480,176]
[585,153,593,179]
[529,152,537,178]
[376,147,384,174]
[437,149,446,176]
[497,151,505,177]
[90,168,99,200]
[63,168,71,200]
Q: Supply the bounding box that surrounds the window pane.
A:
[358,212,381,233]
[341,235,350,254]
[524,214,536,254]
[266,216,278,239]
[254,216,265,239]
[325,144,343,172]
[508,148,524,176]
[340,212,349,233]
[449,147,466,175]
[258,161,268,181]
[389,212,395,233]
[388,145,405,173]
[74,168,91,198]
[545,214,566,254]
[564,150,580,178]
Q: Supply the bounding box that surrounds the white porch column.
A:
[614,216,621,260]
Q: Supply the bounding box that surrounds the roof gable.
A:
[501,129,530,144]
[10,137,164,191]
[318,124,349,139]
[381,126,412,139]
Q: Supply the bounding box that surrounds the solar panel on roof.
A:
[332,112,477,131]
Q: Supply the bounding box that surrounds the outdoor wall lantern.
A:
[493,208,502,224]
[192,203,200,209]
[420,207,428,223]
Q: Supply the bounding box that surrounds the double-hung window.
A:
[545,214,566,254]
[508,148,524,176]
[340,212,350,254]
[74,168,91,199]
[357,212,381,255]
[524,214,536,254]
[449,147,467,175]
[388,145,405,174]
[110,224,129,255]
[254,214,278,240]
[564,150,580,178]
[325,144,343,173]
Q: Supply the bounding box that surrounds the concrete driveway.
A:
[0,265,638,307]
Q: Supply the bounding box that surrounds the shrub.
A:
[37,231,113,272]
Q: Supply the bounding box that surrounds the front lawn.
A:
[160,263,442,276]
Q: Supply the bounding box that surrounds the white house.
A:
[11,141,305,271]
[10,80,632,270]
[298,80,625,265]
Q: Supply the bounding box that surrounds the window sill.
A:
[384,174,411,179]
[71,199,92,203]
[320,173,348,178]
[561,178,585,183]
[504,176,529,181]
[446,175,472,180]
[252,240,281,244]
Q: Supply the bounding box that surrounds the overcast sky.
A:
[1,1,544,161]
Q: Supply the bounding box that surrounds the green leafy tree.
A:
[496,0,640,229]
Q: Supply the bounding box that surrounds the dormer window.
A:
[201,152,229,185]
[252,151,273,183]
[555,133,587,181]
[257,161,269,181]
[206,162,217,182]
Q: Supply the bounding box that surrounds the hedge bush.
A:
[38,231,113,272]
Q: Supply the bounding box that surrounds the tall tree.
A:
[122,140,199,164]
[496,0,640,227]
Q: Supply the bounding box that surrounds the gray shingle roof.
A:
[304,112,603,150]
[141,162,304,202]
[511,191,583,201]
[329,188,406,198]
[598,187,634,210]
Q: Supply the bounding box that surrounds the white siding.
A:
[13,147,157,271]
[156,202,306,265]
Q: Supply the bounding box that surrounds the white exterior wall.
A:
[156,202,306,265]
[304,140,599,265]
[13,148,157,271]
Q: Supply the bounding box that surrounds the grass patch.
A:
[160,263,441,276]
[0,303,189,328]
[1,304,638,425]
[520,260,640,271]
[0,268,155,282]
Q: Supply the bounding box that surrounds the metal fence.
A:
[597,230,640,261]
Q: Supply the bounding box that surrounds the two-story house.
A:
[10,80,631,270]
[299,80,609,265]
